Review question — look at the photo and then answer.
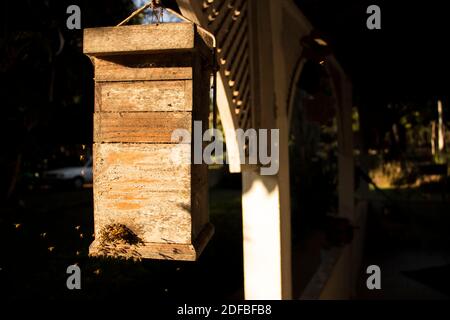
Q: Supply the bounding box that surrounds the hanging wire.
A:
[117,0,163,26]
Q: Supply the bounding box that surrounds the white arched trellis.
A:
[175,0,355,299]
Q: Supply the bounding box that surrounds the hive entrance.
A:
[96,224,144,261]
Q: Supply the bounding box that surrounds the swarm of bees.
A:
[96,223,144,261]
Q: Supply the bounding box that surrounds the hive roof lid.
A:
[84,22,205,56]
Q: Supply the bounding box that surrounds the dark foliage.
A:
[0,0,135,199]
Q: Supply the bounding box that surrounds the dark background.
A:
[1,0,449,300]
[297,0,450,102]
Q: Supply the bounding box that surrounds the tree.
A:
[0,0,135,201]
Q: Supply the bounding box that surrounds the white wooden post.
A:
[242,172,292,299]
[241,0,292,300]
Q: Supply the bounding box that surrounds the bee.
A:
[150,0,164,24]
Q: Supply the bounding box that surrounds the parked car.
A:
[42,157,93,188]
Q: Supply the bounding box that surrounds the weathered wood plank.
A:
[94,143,193,244]
[94,112,192,143]
[84,23,196,55]
[93,55,193,82]
[95,80,193,112]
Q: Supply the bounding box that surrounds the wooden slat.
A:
[236,75,249,104]
[95,80,193,112]
[233,55,248,88]
[94,143,193,244]
[207,0,228,31]
[217,3,246,52]
[84,23,196,55]
[204,0,226,14]
[229,41,248,85]
[94,112,192,143]
[241,81,250,106]
[215,0,240,45]
[221,8,247,60]
[215,0,245,39]
[224,28,247,80]
[211,2,235,35]
[93,55,193,82]
[236,68,250,100]
[238,86,250,125]
[242,110,251,130]
[235,63,249,101]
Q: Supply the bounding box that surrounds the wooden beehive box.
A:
[83,23,213,261]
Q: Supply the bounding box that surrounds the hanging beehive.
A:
[83,22,214,261]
